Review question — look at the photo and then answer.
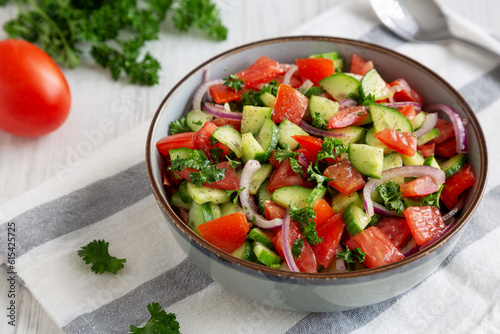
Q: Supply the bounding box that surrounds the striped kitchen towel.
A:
[1,0,500,333]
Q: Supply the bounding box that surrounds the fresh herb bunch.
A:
[241,80,279,106]
[289,203,323,246]
[169,149,226,187]
[1,0,227,86]
[77,240,126,275]
[336,247,366,271]
[223,74,245,91]
[129,302,180,333]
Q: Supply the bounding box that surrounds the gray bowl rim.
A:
[146,35,488,282]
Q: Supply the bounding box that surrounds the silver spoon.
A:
[369,0,500,61]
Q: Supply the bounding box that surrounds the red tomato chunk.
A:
[197,213,251,253]
[403,206,447,246]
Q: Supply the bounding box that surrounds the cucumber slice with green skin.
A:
[331,191,364,214]
[309,95,340,124]
[186,182,230,204]
[249,164,273,195]
[256,180,272,215]
[309,51,339,60]
[188,201,213,235]
[271,185,314,208]
[411,111,427,130]
[417,128,440,146]
[220,202,244,216]
[248,227,275,249]
[253,242,282,267]
[327,126,365,145]
[305,185,327,206]
[256,119,279,160]
[277,119,308,150]
[360,69,394,101]
[186,110,214,131]
[424,155,441,169]
[210,203,222,220]
[241,133,267,163]
[384,152,404,183]
[171,192,191,209]
[241,105,273,136]
[402,151,425,166]
[369,103,413,133]
[259,92,276,108]
[231,240,257,262]
[343,202,371,237]
[212,125,243,157]
[169,147,195,160]
[348,143,384,179]
[364,127,393,155]
[440,153,467,178]
[319,73,360,101]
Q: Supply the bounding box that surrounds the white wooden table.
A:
[0,0,498,333]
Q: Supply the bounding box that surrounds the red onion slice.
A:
[283,64,298,86]
[401,238,419,257]
[239,160,283,229]
[192,78,225,111]
[296,153,310,170]
[373,202,403,218]
[282,208,300,272]
[413,112,438,138]
[424,103,468,153]
[382,101,422,111]
[203,102,243,121]
[299,121,346,138]
[339,98,358,107]
[442,196,465,221]
[298,79,314,94]
[363,166,446,216]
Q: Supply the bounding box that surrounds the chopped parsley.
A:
[226,187,245,206]
[316,137,347,161]
[260,80,279,96]
[169,117,191,135]
[311,112,328,130]
[169,150,226,187]
[77,240,126,275]
[336,247,366,271]
[306,163,332,186]
[226,156,242,169]
[289,204,322,246]
[241,90,263,106]
[223,74,245,91]
[129,302,180,334]
[377,181,406,215]
[348,91,376,106]
[274,145,299,163]
[304,86,325,98]
[292,238,304,259]
[289,158,304,176]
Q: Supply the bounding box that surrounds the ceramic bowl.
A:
[145,36,488,312]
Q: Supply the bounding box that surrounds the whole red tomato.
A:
[0,39,71,137]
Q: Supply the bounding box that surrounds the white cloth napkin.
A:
[1,0,500,333]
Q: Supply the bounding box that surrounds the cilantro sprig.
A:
[316,137,347,161]
[169,150,226,187]
[289,204,322,246]
[274,145,299,163]
[129,302,180,334]
[336,247,366,271]
[223,74,245,91]
[376,181,406,215]
[77,240,126,275]
[169,117,191,135]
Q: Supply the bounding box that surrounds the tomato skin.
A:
[264,200,286,220]
[295,58,335,86]
[350,53,374,76]
[175,161,239,190]
[375,128,417,157]
[311,213,345,268]
[236,56,282,88]
[418,143,435,158]
[432,120,455,144]
[397,105,416,121]
[324,159,366,195]
[267,159,309,193]
[292,135,323,161]
[390,78,424,105]
[197,212,250,253]
[400,175,440,198]
[272,84,309,125]
[312,199,336,228]
[441,164,476,210]
[156,132,197,155]
[0,39,71,137]
[376,218,412,249]
[209,84,242,104]
[346,226,404,268]
[403,206,447,245]
[327,106,369,129]
[435,137,456,158]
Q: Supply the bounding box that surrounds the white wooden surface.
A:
[0,0,497,333]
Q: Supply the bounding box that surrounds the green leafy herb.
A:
[77,240,126,275]
[289,204,322,246]
[2,0,227,86]
[169,150,225,187]
[209,147,222,163]
[274,145,299,163]
[348,91,376,106]
[260,80,279,96]
[304,86,324,98]
[311,112,328,130]
[226,156,242,169]
[241,90,263,106]
[306,163,332,186]
[289,158,304,176]
[336,247,366,271]
[377,181,406,215]
[223,74,245,91]
[316,137,347,161]
[367,214,382,228]
[226,187,245,206]
[129,302,180,334]
[291,238,304,259]
[403,185,444,208]
[169,116,191,135]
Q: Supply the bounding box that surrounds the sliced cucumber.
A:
[277,119,308,150]
[309,51,339,60]
[178,182,191,203]
[309,95,339,124]
[424,155,441,169]
[220,202,244,216]
[186,110,214,131]
[331,191,364,214]
[253,242,282,267]
[169,147,194,160]
[327,126,365,145]
[241,133,267,163]
[249,164,273,195]
[384,152,404,183]
[440,153,467,178]
[256,180,272,215]
[256,119,279,160]
[364,127,393,155]
[188,201,213,235]
[402,151,425,166]
[360,69,394,101]
[348,143,384,179]
[171,192,191,210]
[271,185,314,208]
[259,92,276,108]
[210,203,222,220]
[369,103,413,133]
[248,227,275,249]
[411,111,427,130]
[417,128,440,146]
[186,182,230,204]
[231,240,257,262]
[343,202,371,237]
[305,185,327,206]
[241,105,272,136]
[319,73,360,101]
[212,125,243,157]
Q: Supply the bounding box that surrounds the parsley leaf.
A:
[306,163,332,186]
[304,86,325,98]
[292,238,304,259]
[316,137,347,161]
[129,302,180,334]
[209,147,222,163]
[311,112,328,130]
[289,204,322,245]
[274,145,299,163]
[403,185,444,208]
[260,80,279,96]
[223,74,245,91]
[336,247,366,271]
[169,117,191,135]
[226,156,242,169]
[226,187,245,206]
[169,150,225,187]
[348,91,376,106]
[241,90,263,106]
[377,181,406,215]
[289,158,304,176]
[77,240,126,275]
[173,0,227,41]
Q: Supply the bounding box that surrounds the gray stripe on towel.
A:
[0,162,150,259]
[458,64,500,112]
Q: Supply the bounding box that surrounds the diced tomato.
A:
[390,78,424,105]
[274,72,303,88]
[432,120,455,144]
[441,164,476,210]
[294,147,316,164]
[175,161,239,190]
[403,206,447,245]
[397,105,416,121]
[375,128,417,157]
[268,159,309,193]
[345,226,404,268]
[435,137,456,158]
[236,56,282,88]
[295,58,335,86]
[156,132,196,156]
[197,212,250,253]
[264,200,286,220]
[268,150,280,168]
[195,121,231,160]
[208,84,242,104]
[350,53,374,76]
[324,159,366,195]
[400,175,440,198]
[211,117,241,132]
[272,84,309,125]
[292,135,323,161]
[418,143,435,158]
[312,199,335,228]
[327,106,369,129]
[376,218,413,250]
[311,213,345,268]
[272,222,317,273]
